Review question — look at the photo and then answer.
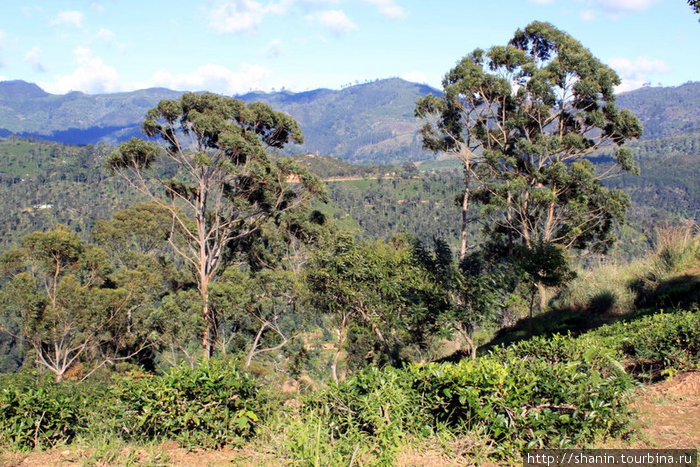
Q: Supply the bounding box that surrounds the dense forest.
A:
[0,21,698,466]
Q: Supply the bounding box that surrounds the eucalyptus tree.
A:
[416,22,642,312]
[416,21,642,263]
[690,0,700,16]
[0,226,148,381]
[107,93,325,358]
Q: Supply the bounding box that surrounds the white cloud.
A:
[96,28,116,43]
[400,71,427,84]
[41,47,121,94]
[363,0,406,19]
[307,9,357,35]
[21,6,44,18]
[578,0,659,19]
[208,0,268,34]
[25,46,46,73]
[90,2,105,13]
[266,39,285,58]
[207,0,345,34]
[598,0,657,14]
[607,55,671,92]
[150,63,288,94]
[51,10,84,27]
[579,9,596,21]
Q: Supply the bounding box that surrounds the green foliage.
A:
[0,373,105,450]
[110,92,324,357]
[588,310,700,378]
[417,21,643,258]
[307,233,448,372]
[111,360,264,447]
[411,355,632,454]
[307,308,698,461]
[304,367,425,463]
[0,225,154,381]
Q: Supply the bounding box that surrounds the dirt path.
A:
[628,370,699,449]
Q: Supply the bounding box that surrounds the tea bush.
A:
[409,356,633,455]
[589,310,700,377]
[307,309,698,461]
[111,360,264,447]
[0,373,106,450]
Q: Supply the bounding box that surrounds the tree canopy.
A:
[107,92,325,358]
[416,21,642,256]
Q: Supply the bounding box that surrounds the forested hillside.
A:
[238,78,437,163]
[0,81,181,145]
[617,81,700,139]
[0,20,699,465]
[2,79,698,165]
[1,136,698,259]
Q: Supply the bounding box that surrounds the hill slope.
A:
[238,78,438,163]
[0,81,182,145]
[2,79,697,164]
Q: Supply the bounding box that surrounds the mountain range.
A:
[2,78,698,165]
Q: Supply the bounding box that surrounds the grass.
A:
[486,225,699,349]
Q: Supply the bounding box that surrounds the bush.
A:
[308,309,698,460]
[0,373,106,450]
[409,354,633,455]
[111,359,264,447]
[589,310,700,378]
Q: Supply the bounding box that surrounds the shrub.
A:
[111,359,264,447]
[589,310,700,378]
[409,355,633,455]
[0,373,106,450]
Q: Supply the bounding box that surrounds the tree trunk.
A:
[537,282,547,314]
[331,314,347,382]
[246,321,268,368]
[459,168,471,262]
[528,285,536,337]
[201,282,212,359]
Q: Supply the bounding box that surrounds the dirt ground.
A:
[2,372,698,466]
[627,370,700,450]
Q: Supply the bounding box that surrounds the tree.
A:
[417,22,642,252]
[107,93,325,358]
[515,241,576,336]
[690,0,700,17]
[307,234,446,380]
[416,21,642,308]
[0,226,149,381]
[412,237,510,359]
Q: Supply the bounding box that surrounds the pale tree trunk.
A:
[245,320,288,368]
[201,278,213,359]
[527,283,547,337]
[246,323,267,368]
[537,282,547,316]
[331,314,347,382]
[457,324,478,360]
[459,165,471,262]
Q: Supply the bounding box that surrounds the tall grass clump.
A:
[555,225,699,316]
[653,224,700,275]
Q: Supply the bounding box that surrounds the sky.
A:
[0,0,698,96]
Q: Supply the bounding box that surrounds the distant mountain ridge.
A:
[0,81,182,145]
[0,79,698,164]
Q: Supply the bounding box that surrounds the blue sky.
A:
[0,0,697,95]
